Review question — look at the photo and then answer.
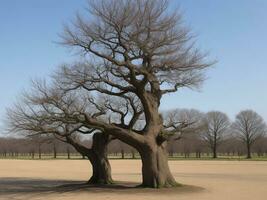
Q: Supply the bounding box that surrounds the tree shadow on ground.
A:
[0,177,204,196]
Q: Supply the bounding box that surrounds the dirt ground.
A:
[0,159,266,200]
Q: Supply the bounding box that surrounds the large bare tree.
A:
[54,0,212,188]
[232,110,266,159]
[6,81,114,184]
[202,111,230,158]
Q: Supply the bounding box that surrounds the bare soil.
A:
[0,159,266,200]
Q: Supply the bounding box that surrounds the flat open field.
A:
[0,160,267,200]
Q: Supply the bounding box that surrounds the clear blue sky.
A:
[1,0,267,131]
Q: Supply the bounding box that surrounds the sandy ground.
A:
[0,160,267,200]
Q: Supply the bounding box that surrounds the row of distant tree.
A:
[1,109,266,159]
[0,137,77,159]
[163,109,267,159]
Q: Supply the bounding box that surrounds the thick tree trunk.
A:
[67,132,113,185]
[139,141,178,188]
[88,132,113,184]
[87,152,113,184]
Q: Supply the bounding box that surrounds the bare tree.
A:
[232,110,266,159]
[54,0,212,188]
[6,81,113,184]
[202,111,230,158]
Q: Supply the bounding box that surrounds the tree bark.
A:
[87,132,113,184]
[135,93,178,188]
[139,140,178,188]
[66,132,113,185]
[87,152,112,184]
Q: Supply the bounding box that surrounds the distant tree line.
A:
[2,109,266,159]
[0,136,83,159]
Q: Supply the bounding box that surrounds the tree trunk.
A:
[139,141,178,188]
[246,142,251,159]
[53,143,57,159]
[67,132,113,185]
[38,145,41,159]
[213,146,217,158]
[87,132,113,184]
[121,149,125,159]
[87,152,113,184]
[131,150,135,159]
[212,134,217,158]
[67,147,70,159]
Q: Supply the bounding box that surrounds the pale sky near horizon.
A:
[0,0,267,133]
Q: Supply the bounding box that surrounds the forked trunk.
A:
[136,93,178,188]
[139,141,178,188]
